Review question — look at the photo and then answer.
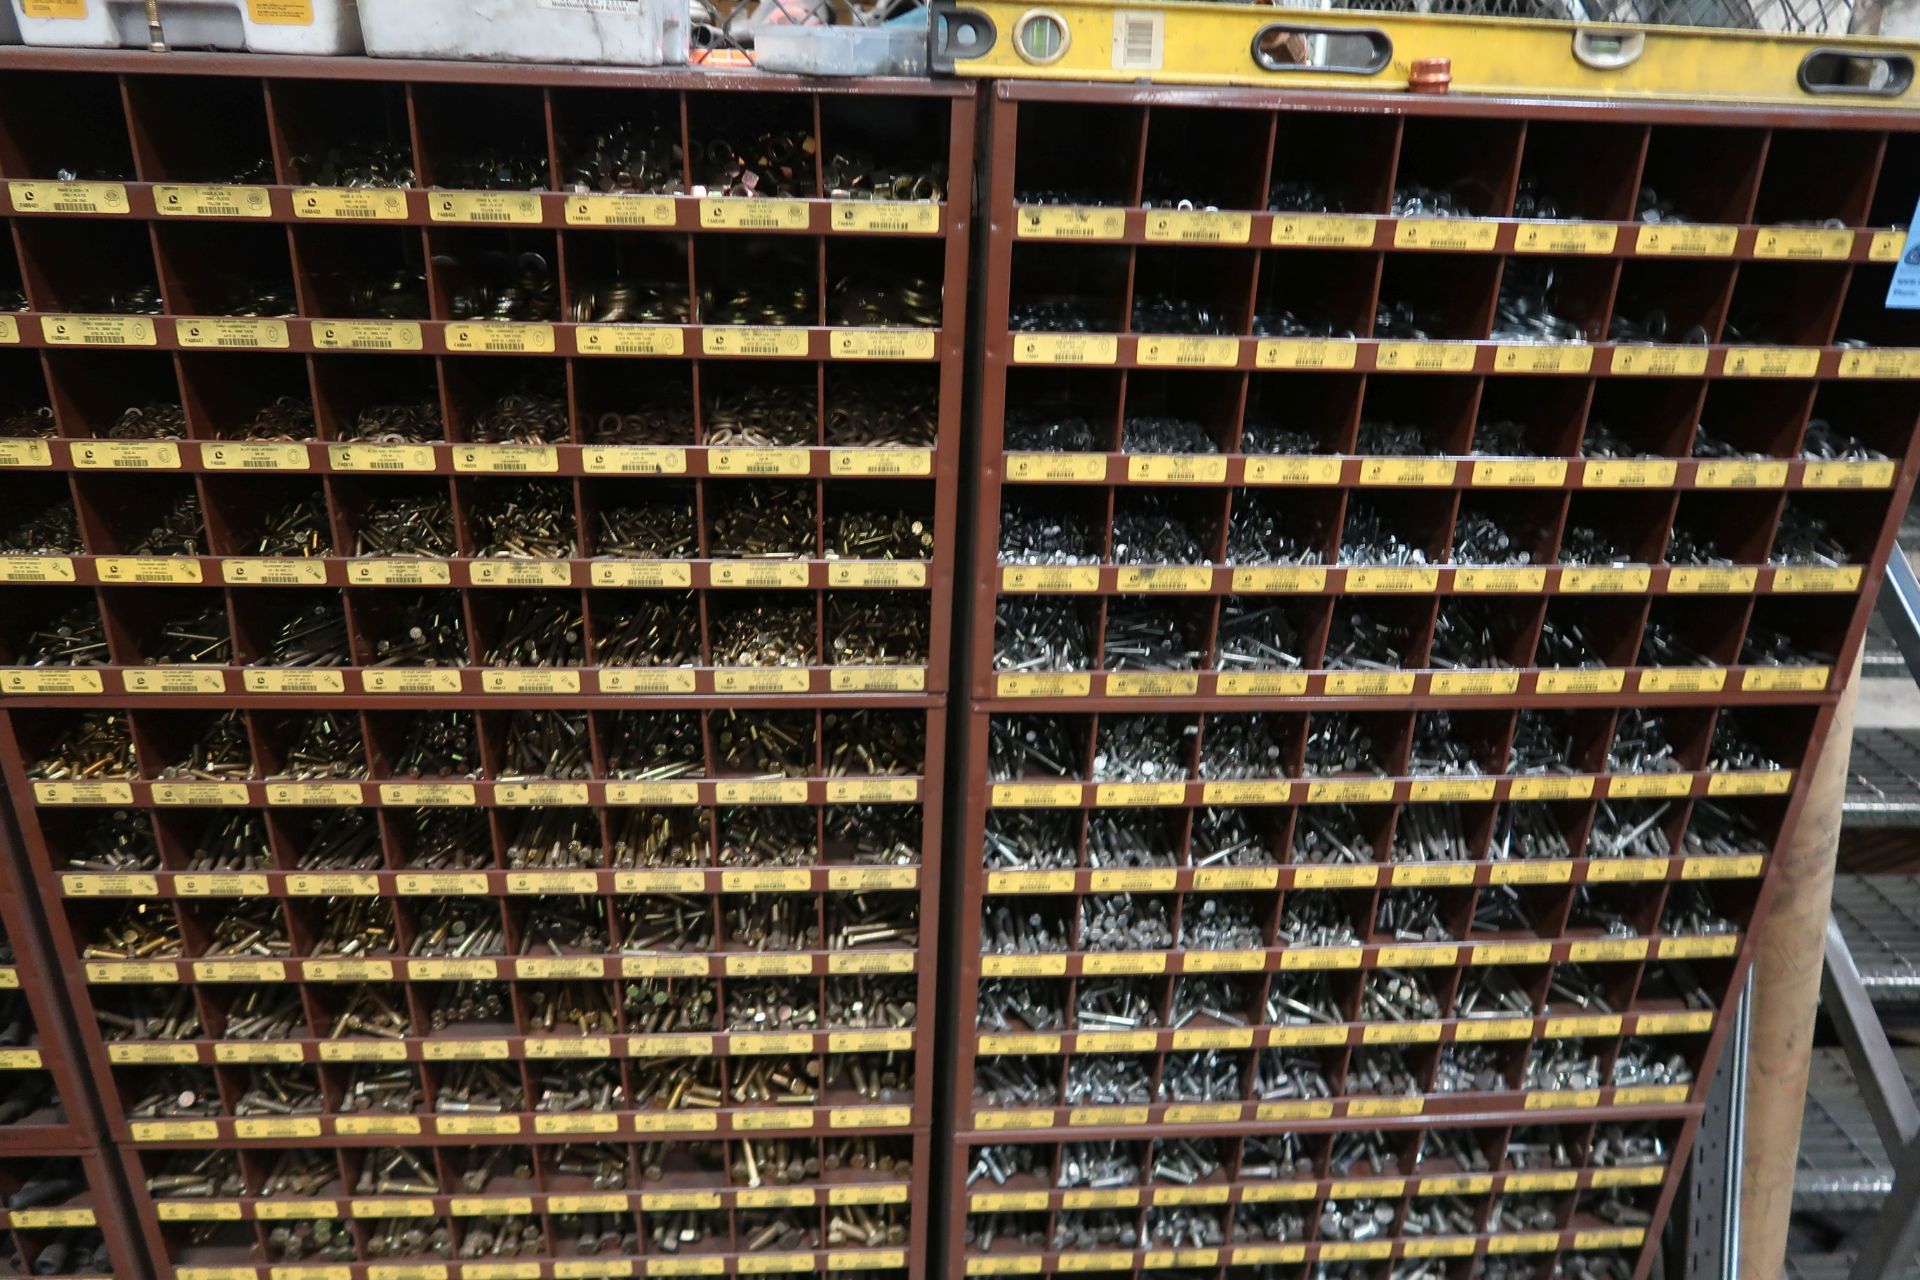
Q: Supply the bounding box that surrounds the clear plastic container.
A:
[358,0,689,65]
[753,23,927,75]
[10,0,362,53]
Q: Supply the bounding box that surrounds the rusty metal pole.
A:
[1739,651,1863,1279]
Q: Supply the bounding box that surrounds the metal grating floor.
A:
[1787,1255,1920,1280]
[1866,613,1906,680]
[1790,1042,1920,1277]
[1845,731,1920,826]
[1796,1047,1920,1211]
[1832,876,1920,1001]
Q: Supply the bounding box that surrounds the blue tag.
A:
[1885,199,1920,309]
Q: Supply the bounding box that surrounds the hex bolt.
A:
[1509,712,1579,776]
[1079,893,1173,951]
[965,1144,1044,1187]
[1411,711,1481,775]
[1178,895,1263,951]
[1376,890,1452,943]
[1156,1049,1242,1102]
[1093,714,1191,781]
[1050,1210,1137,1250]
[1457,967,1537,1019]
[617,896,712,953]
[1710,711,1783,772]
[469,480,576,560]
[1525,1038,1602,1091]
[1267,972,1340,1026]
[1320,1197,1397,1242]
[1589,800,1674,860]
[1279,892,1359,948]
[1170,975,1253,1028]
[1347,1047,1419,1096]
[1217,599,1304,671]
[1433,599,1519,670]
[983,810,1077,871]
[1103,597,1204,670]
[1434,1043,1507,1093]
[1194,806,1275,869]
[999,496,1099,566]
[1550,965,1617,1014]
[1418,1128,1490,1173]
[1201,714,1292,780]
[1393,804,1470,863]
[987,715,1083,782]
[1663,884,1735,937]
[356,491,455,557]
[1293,804,1372,865]
[1085,811,1177,869]
[1491,805,1570,867]
[1339,499,1428,566]
[1255,1050,1332,1102]
[1403,1195,1478,1236]
[1121,416,1213,460]
[1146,1204,1226,1248]
[1228,492,1329,566]
[996,597,1095,672]
[1303,714,1383,777]
[29,712,135,781]
[1494,1193,1561,1232]
[1057,1142,1139,1189]
[1362,969,1441,1022]
[1612,1038,1695,1089]
[1076,977,1157,1030]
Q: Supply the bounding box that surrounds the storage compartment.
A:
[11,0,362,54]
[357,0,685,65]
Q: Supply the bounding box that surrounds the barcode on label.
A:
[1113,10,1163,70]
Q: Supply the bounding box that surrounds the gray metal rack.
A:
[1777,544,1920,1280]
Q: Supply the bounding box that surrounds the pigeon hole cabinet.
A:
[0,847,146,1279]
[0,49,975,1280]
[942,81,1920,1280]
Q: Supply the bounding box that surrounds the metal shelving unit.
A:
[0,49,977,1280]
[942,77,1920,1280]
[0,845,146,1279]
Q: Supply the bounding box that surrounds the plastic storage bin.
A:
[359,0,689,64]
[9,0,361,52]
[754,23,927,75]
